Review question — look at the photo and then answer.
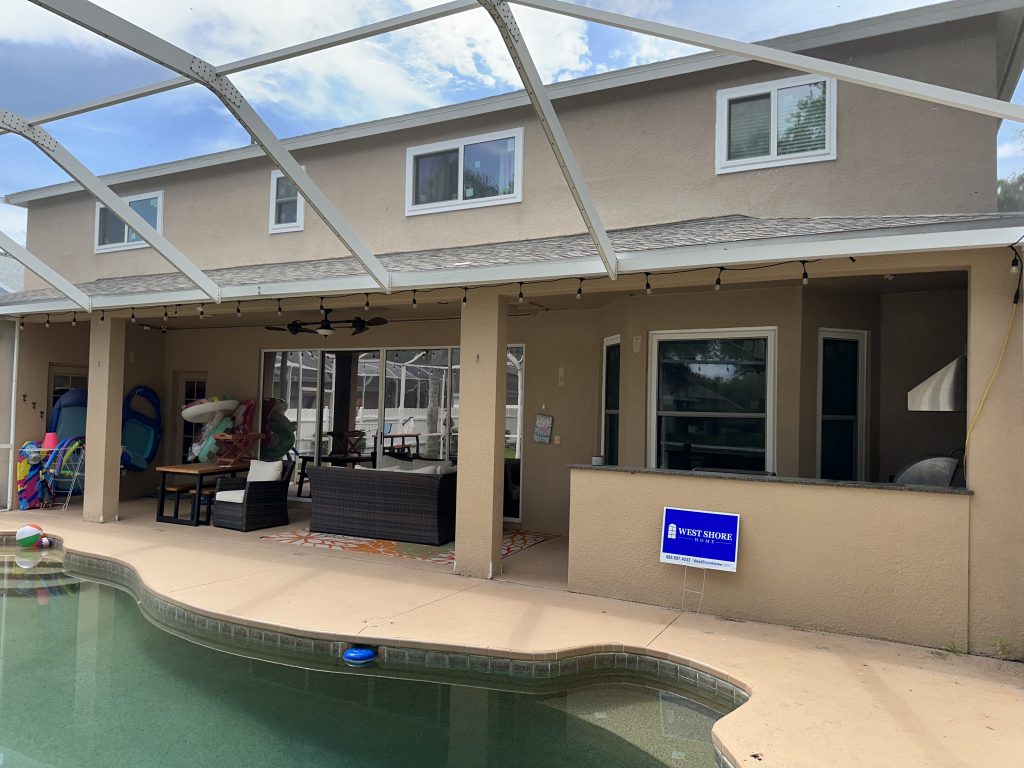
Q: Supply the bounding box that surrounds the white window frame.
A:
[94,190,164,254]
[405,127,524,216]
[268,169,305,234]
[816,328,869,481]
[715,74,837,175]
[601,335,620,465]
[647,327,778,473]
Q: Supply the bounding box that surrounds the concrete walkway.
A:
[5,502,1022,768]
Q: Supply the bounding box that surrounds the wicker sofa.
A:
[307,464,456,545]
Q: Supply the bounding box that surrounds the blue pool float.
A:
[342,646,377,667]
[48,389,88,442]
[121,386,163,472]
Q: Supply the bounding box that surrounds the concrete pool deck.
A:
[5,500,1022,768]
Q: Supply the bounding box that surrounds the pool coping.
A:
[6,532,749,768]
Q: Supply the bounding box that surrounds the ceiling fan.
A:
[264,308,388,336]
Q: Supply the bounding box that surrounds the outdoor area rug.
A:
[259,528,559,564]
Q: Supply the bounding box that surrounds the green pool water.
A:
[0,549,722,767]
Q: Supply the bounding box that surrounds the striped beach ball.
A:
[15,524,44,548]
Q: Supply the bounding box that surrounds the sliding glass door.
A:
[381,349,451,460]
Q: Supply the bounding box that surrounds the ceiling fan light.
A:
[316,326,335,336]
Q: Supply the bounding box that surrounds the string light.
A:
[1012,250,1020,274]
[714,268,723,291]
[71,312,77,327]
[44,314,50,329]
[174,304,179,317]
[644,272,652,295]
[198,304,205,320]
[99,310,105,323]
[130,307,136,324]
[235,301,242,317]
[161,324,167,335]
[462,288,468,305]
[801,261,809,286]
[162,305,169,322]
[363,294,370,312]
[18,318,24,331]
[412,290,417,310]
[276,299,283,316]
[576,278,583,300]
[319,297,326,315]
[517,283,524,304]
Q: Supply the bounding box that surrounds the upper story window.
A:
[94,191,163,253]
[405,127,524,216]
[716,75,836,174]
[269,170,304,233]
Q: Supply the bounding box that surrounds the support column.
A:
[83,318,126,523]
[454,289,508,578]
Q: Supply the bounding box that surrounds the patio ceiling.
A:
[2,0,1024,315]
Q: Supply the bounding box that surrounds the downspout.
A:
[5,319,19,511]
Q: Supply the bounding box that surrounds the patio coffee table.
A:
[156,462,248,526]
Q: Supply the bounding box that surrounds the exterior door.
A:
[817,330,868,481]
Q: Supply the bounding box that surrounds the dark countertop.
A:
[567,464,973,496]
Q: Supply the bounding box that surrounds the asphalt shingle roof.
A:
[1,212,1021,307]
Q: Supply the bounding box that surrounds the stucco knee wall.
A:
[568,468,970,649]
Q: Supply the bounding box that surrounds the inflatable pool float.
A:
[121,386,162,472]
[183,398,239,462]
[49,389,88,442]
[181,397,238,424]
[17,441,43,510]
[260,398,296,461]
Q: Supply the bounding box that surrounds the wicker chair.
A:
[308,464,456,545]
[212,460,295,532]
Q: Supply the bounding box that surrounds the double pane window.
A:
[718,76,834,173]
[269,170,304,232]
[652,331,774,472]
[407,129,523,215]
[95,192,162,252]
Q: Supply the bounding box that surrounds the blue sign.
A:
[660,507,740,572]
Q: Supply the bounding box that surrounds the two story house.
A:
[1,0,1023,658]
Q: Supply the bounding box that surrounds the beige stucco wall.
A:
[567,467,971,649]
[20,16,1000,289]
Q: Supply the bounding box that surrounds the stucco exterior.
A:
[13,15,1002,290]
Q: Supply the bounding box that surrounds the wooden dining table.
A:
[155,461,248,526]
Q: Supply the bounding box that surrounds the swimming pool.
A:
[0,546,727,767]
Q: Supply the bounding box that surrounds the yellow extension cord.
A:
[964,300,1018,465]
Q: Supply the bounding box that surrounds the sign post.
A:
[660,507,740,572]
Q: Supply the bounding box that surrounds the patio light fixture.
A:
[576,278,583,300]
[801,261,809,286]
[462,288,468,305]
[71,312,77,327]
[130,307,136,323]
[277,299,283,316]
[44,314,49,329]
[715,268,724,291]
[518,283,524,304]
[412,290,418,310]
[645,272,652,295]
[363,294,370,312]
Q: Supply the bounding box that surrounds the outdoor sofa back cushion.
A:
[248,460,283,482]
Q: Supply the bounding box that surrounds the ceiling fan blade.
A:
[351,325,369,336]
[366,317,388,326]
[264,325,289,332]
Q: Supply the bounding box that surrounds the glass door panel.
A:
[261,350,319,459]
[383,349,450,460]
[318,351,380,461]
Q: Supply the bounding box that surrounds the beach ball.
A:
[15,524,44,548]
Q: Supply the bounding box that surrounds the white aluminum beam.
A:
[31,0,392,291]
[479,0,618,278]
[0,230,91,309]
[513,0,1024,124]
[2,0,479,138]
[0,109,220,300]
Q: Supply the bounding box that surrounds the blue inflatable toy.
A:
[121,386,162,472]
[48,389,88,442]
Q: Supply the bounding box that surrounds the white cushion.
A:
[437,465,457,476]
[247,460,282,482]
[409,464,439,475]
[215,489,245,504]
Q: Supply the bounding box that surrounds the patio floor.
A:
[3,499,1022,768]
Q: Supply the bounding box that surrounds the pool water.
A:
[0,550,722,767]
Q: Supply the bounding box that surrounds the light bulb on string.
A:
[801,261,809,286]
[1012,252,1020,274]
[517,283,524,304]
[198,304,205,320]
[44,314,50,329]
[644,273,652,295]
[99,310,105,323]
[412,290,417,310]
[319,297,326,316]
[462,288,468,305]
[71,312,77,327]
[363,294,370,312]
[235,301,242,318]
[576,278,583,301]
[130,307,136,324]
[18,318,25,331]
[162,306,169,322]
[276,299,283,316]
[714,268,724,292]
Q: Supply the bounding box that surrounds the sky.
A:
[0,0,1022,270]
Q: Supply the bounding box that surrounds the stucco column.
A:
[965,256,1024,656]
[454,289,508,578]
[83,318,126,523]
